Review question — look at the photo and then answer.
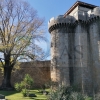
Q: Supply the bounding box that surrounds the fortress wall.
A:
[72,17,100,95]
[79,22,93,94]
[89,18,100,93]
[68,26,75,85]
[71,21,93,95]
[73,23,83,88]
[50,27,70,86]
[59,27,70,86]
[48,1,100,96]
[0,61,50,88]
[49,16,72,86]
[95,19,100,92]
[48,16,100,95]
[50,30,57,82]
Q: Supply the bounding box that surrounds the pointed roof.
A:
[64,1,97,17]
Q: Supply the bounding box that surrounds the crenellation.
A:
[92,7,100,15]
[48,15,76,33]
[48,1,100,96]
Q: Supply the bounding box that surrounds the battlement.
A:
[64,1,97,17]
[48,6,100,33]
[91,7,100,16]
[48,15,75,32]
[48,1,100,96]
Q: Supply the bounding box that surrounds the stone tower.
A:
[48,1,100,95]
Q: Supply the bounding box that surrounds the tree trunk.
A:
[0,54,15,90]
[0,66,14,90]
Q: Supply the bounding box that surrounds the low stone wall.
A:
[0,61,51,88]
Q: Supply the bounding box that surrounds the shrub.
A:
[21,89,27,97]
[94,93,100,100]
[15,82,22,91]
[14,74,33,97]
[47,85,92,100]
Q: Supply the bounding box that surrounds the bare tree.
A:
[0,0,46,90]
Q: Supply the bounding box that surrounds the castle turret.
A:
[48,0,100,96]
[88,7,100,93]
[48,15,75,86]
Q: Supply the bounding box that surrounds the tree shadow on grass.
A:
[0,90,47,100]
[32,98,47,100]
[0,90,19,96]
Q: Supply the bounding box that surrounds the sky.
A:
[25,0,100,60]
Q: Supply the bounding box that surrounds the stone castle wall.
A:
[48,5,100,95]
[0,61,51,88]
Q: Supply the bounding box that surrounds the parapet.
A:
[86,7,100,20]
[92,7,100,16]
[48,6,100,33]
[48,15,75,33]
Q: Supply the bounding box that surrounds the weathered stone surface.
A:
[0,61,51,88]
[48,1,100,96]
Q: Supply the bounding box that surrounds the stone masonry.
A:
[48,1,100,95]
[0,61,50,88]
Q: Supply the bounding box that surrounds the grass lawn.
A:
[0,89,49,100]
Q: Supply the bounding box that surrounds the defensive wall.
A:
[0,61,51,88]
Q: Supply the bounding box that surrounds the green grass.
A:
[0,89,49,100]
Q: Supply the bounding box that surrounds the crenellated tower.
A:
[48,15,75,86]
[48,1,100,96]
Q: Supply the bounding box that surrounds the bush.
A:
[47,85,92,100]
[14,74,33,97]
[69,92,92,100]
[94,93,100,100]
[21,89,27,97]
[15,83,21,91]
